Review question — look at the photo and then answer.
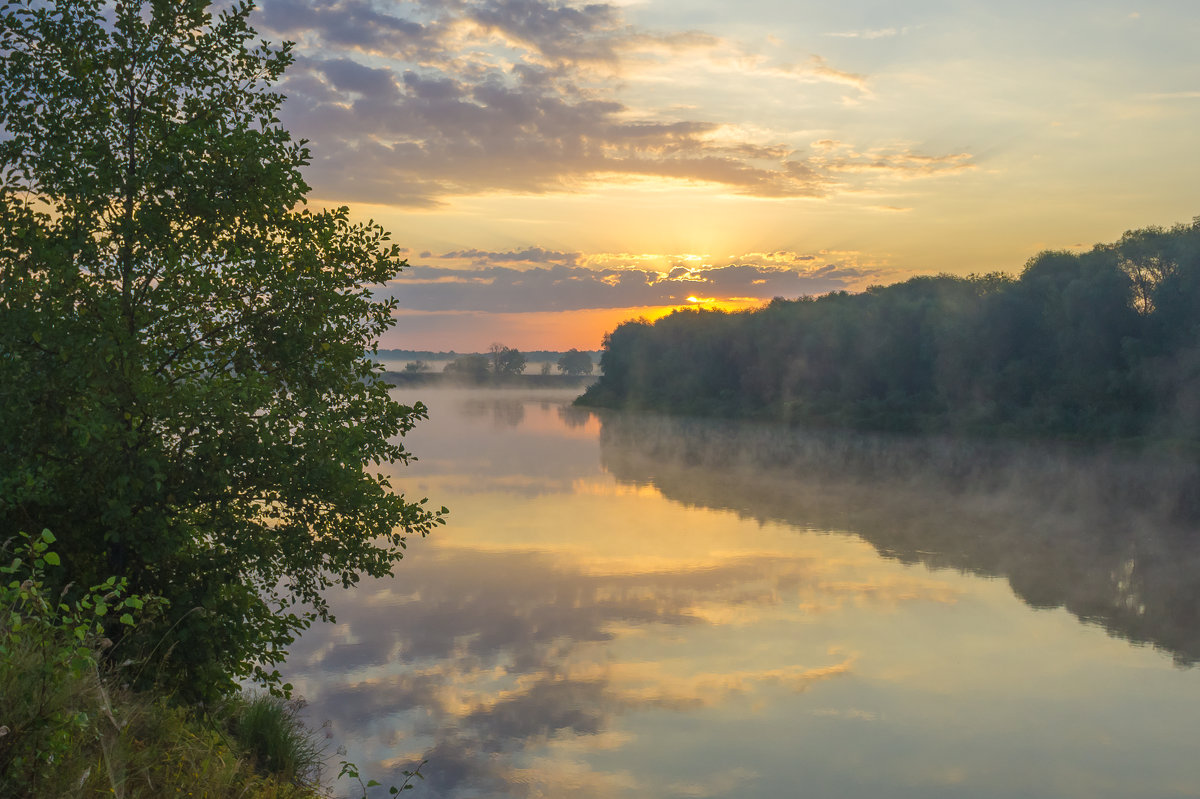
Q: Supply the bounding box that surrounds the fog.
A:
[283,389,1200,799]
[596,411,1200,664]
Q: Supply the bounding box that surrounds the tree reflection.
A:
[458,396,526,428]
[557,404,594,429]
[597,412,1200,664]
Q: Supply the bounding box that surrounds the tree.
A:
[489,342,527,375]
[443,353,490,381]
[556,348,594,376]
[0,0,444,700]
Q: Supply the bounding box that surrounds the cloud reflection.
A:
[287,539,925,796]
[283,389,1200,798]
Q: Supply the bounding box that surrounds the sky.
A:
[252,0,1200,351]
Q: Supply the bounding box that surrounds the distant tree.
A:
[0,0,443,700]
[540,361,553,375]
[404,360,431,372]
[557,348,594,376]
[444,354,491,381]
[489,343,527,375]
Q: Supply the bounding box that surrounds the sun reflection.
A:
[570,478,662,498]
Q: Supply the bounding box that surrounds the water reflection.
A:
[558,404,595,429]
[596,413,1200,664]
[289,545,864,796]
[285,390,1200,799]
[459,396,527,428]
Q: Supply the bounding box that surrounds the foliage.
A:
[338,758,426,798]
[556,348,594,376]
[0,0,444,701]
[443,353,492,381]
[579,219,1200,441]
[442,347,530,381]
[0,534,332,796]
[0,530,151,795]
[402,360,430,373]
[82,697,320,798]
[489,342,527,375]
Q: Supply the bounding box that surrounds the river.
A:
[283,386,1200,798]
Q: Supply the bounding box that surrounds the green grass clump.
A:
[227,693,325,787]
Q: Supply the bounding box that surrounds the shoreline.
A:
[382,371,599,389]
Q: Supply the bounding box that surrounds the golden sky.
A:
[255,0,1200,350]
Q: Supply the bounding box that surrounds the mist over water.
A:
[284,388,1200,799]
[598,412,1200,665]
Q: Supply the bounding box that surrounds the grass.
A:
[0,656,326,798]
[1,531,330,798]
[227,693,326,788]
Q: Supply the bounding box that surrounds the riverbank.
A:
[383,371,598,389]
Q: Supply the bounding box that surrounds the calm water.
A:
[284,387,1200,798]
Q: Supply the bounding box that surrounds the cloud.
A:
[804,54,870,94]
[465,0,627,64]
[381,250,888,312]
[255,0,973,206]
[815,148,976,179]
[258,0,441,57]
[1140,91,1200,101]
[435,246,582,266]
[824,26,918,40]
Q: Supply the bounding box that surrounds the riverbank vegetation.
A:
[1,0,438,793]
[385,371,597,389]
[1,532,328,797]
[386,345,598,387]
[579,220,1200,442]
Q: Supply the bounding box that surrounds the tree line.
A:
[439,346,595,380]
[579,221,1200,441]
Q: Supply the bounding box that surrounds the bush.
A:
[0,531,325,797]
[0,530,147,795]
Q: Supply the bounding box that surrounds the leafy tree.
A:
[0,0,443,699]
[490,343,527,375]
[579,221,1200,441]
[443,353,491,381]
[556,348,594,376]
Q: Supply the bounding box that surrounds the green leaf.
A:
[0,0,443,704]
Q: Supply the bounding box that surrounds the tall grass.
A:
[227,693,325,787]
[1,532,328,797]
